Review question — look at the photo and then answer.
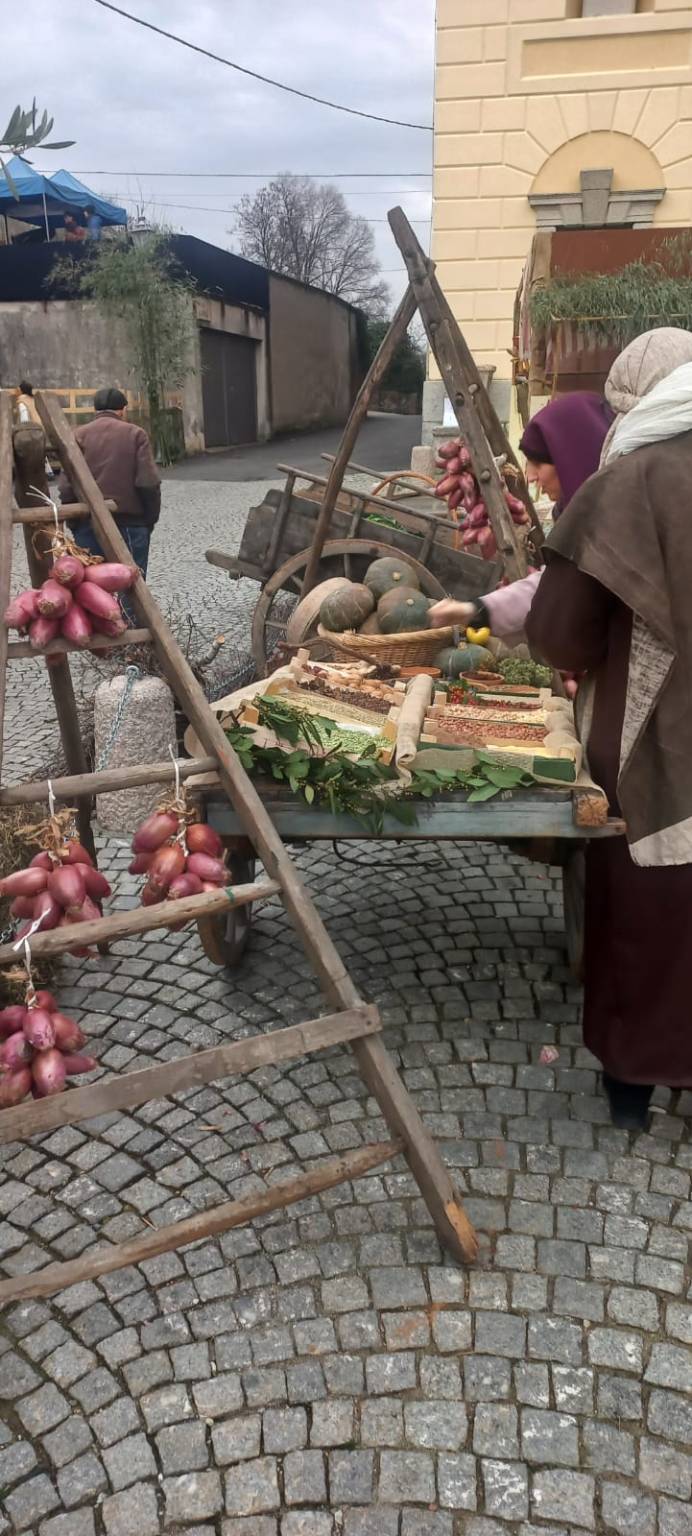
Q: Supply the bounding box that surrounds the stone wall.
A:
[268,274,360,433]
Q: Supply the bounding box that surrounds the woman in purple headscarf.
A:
[428,391,613,645]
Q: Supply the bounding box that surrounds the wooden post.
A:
[33,390,477,1266]
[300,282,418,596]
[0,395,13,783]
[388,208,528,584]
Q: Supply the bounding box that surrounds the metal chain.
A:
[96,665,142,772]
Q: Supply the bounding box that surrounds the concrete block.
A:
[94,675,176,834]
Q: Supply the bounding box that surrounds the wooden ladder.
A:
[0,390,478,1305]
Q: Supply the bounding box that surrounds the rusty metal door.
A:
[200,329,258,447]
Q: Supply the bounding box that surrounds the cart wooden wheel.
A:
[196,839,255,969]
[563,847,585,983]
[251,538,447,675]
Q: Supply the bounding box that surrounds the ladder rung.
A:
[0,754,218,807]
[13,500,117,524]
[0,1005,380,1145]
[7,628,151,659]
[0,879,278,966]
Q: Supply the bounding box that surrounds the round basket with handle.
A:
[317,623,455,667]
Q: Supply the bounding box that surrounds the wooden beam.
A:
[275,463,464,536]
[300,282,418,595]
[32,392,477,1267]
[7,628,151,659]
[0,878,277,965]
[0,1139,402,1303]
[0,755,218,808]
[13,500,118,524]
[388,208,527,584]
[0,1005,380,1145]
[0,395,13,784]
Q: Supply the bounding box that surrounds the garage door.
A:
[200,329,258,448]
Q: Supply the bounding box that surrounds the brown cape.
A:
[546,431,692,865]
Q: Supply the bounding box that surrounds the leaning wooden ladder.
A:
[0,389,478,1305]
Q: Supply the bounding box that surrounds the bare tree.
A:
[233,174,389,316]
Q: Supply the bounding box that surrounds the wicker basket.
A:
[317,623,455,667]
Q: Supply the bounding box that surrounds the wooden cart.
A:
[197,778,621,983]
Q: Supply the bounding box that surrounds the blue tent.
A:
[0,156,126,232]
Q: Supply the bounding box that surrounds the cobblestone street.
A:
[1,479,691,1535]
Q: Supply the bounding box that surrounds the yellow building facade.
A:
[426,0,692,432]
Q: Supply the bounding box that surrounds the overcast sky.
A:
[5,0,435,307]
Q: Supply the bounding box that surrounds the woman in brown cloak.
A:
[527,328,692,1129]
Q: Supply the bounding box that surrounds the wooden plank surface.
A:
[0,395,14,785]
[0,1005,380,1145]
[7,628,151,659]
[0,1138,401,1303]
[13,499,117,524]
[0,878,278,966]
[0,755,218,807]
[300,283,418,595]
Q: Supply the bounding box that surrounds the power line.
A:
[76,170,433,179]
[92,0,433,132]
[112,193,430,224]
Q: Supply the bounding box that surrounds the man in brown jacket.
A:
[60,386,161,582]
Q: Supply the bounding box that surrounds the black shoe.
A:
[603,1073,653,1131]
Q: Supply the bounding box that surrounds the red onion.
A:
[52,553,85,590]
[48,864,86,913]
[0,1006,27,1039]
[32,890,63,932]
[132,810,179,853]
[23,1008,55,1051]
[37,580,72,619]
[62,840,94,868]
[72,895,102,923]
[74,582,120,622]
[56,913,90,956]
[61,603,93,647]
[33,989,57,1011]
[129,852,152,875]
[4,589,40,629]
[51,1013,86,1052]
[10,894,36,920]
[0,867,47,899]
[82,866,111,901]
[29,615,60,650]
[147,842,186,895]
[83,562,136,592]
[0,1031,32,1070]
[186,822,224,859]
[61,1052,98,1076]
[30,851,55,871]
[141,883,163,906]
[91,614,128,639]
[186,852,228,886]
[168,872,204,899]
[32,1049,66,1096]
[0,1068,31,1107]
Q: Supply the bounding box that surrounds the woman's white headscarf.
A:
[601,326,692,463]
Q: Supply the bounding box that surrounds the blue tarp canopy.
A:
[0,157,126,229]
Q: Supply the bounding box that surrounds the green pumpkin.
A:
[378,587,431,634]
[434,644,495,678]
[320,583,375,633]
[364,556,420,601]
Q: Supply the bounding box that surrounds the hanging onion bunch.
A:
[130,790,229,928]
[3,527,137,658]
[0,807,110,956]
[434,437,532,562]
[0,983,96,1107]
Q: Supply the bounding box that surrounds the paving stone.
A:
[658,1497,692,1536]
[483,1459,529,1520]
[473,1404,518,1459]
[342,1513,399,1536]
[40,1512,96,1536]
[0,1438,37,1485]
[463,1356,512,1401]
[310,1399,354,1448]
[598,1373,643,1421]
[223,1459,280,1515]
[437,1451,478,1511]
[588,1327,643,1373]
[41,1415,93,1468]
[405,1399,468,1450]
[515,1363,550,1408]
[103,1431,157,1490]
[639,1437,692,1499]
[4,1474,60,1531]
[365,1351,417,1394]
[143,1470,218,1529]
[211,1416,262,1466]
[378,1451,435,1504]
[531,1469,595,1530]
[263,1407,308,1454]
[101,1479,161,1536]
[193,1373,244,1419]
[361,1396,403,1448]
[583,1420,635,1474]
[607,1285,659,1330]
[17,1382,70,1435]
[528,1317,582,1365]
[551,1366,594,1415]
[475,1312,526,1358]
[92,1396,140,1447]
[157,1420,209,1473]
[56,1449,107,1506]
[600,1481,656,1536]
[282,1517,333,1536]
[645,1342,692,1391]
[521,1408,579,1466]
[283,1449,327,1505]
[431,1310,473,1353]
[648,1388,692,1445]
